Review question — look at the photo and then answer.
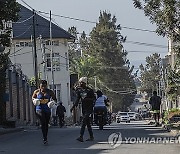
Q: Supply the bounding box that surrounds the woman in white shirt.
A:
[94,90,109,124]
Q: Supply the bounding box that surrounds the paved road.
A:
[0,121,179,154]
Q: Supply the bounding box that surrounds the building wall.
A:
[9,38,72,117]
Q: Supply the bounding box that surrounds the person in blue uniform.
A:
[32,80,57,144]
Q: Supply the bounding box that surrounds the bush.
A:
[162,108,180,124]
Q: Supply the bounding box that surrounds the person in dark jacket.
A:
[149,91,161,126]
[70,77,96,142]
[56,102,66,127]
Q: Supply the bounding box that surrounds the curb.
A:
[0,128,24,136]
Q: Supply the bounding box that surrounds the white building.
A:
[9,5,74,117]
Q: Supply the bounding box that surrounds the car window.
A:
[128,113,135,115]
[119,113,128,116]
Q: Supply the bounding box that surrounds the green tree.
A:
[133,0,180,103]
[89,11,136,112]
[166,65,180,101]
[71,54,98,78]
[68,27,78,57]
[0,0,19,124]
[133,0,180,42]
[139,53,161,96]
[0,0,20,46]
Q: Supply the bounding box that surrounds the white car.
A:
[128,112,137,121]
[116,112,130,123]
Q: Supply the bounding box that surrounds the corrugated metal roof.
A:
[12,4,74,40]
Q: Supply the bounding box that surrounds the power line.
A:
[9,49,41,57]
[70,32,168,49]
[12,15,34,24]
[38,11,156,33]
[9,48,140,70]
[18,1,167,49]
[125,40,168,48]
[38,11,97,24]
[9,46,29,56]
[21,0,34,10]
[13,25,32,38]
[120,26,155,33]
[70,41,167,49]
[21,0,155,34]
[9,50,32,57]
[97,78,136,94]
[44,47,69,60]
[127,50,166,53]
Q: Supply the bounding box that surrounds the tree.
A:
[133,0,180,104]
[71,54,98,79]
[0,0,20,46]
[139,53,161,96]
[0,0,19,124]
[89,11,136,112]
[68,27,99,87]
[166,64,180,101]
[133,0,180,42]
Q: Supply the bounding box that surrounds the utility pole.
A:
[43,43,47,80]
[33,10,39,88]
[50,10,55,92]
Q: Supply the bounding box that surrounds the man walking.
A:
[51,103,58,126]
[56,102,66,127]
[70,77,96,142]
[149,91,161,126]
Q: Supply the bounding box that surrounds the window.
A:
[15,41,32,47]
[57,84,61,102]
[45,53,60,71]
[45,40,50,46]
[50,84,61,102]
[45,40,59,46]
[53,40,59,46]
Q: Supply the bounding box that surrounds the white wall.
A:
[9,38,72,117]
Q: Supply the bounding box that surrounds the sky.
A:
[16,0,168,70]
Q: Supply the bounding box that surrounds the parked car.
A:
[116,112,130,123]
[128,112,137,121]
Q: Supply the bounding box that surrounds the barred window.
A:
[45,53,60,71]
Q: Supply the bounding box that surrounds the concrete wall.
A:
[6,66,36,126]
